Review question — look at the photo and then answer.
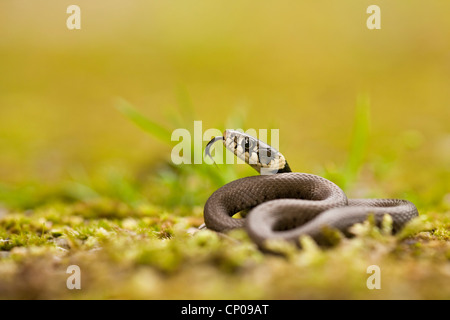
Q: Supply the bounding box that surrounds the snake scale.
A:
[203,130,418,250]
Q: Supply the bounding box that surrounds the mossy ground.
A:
[1,180,449,299]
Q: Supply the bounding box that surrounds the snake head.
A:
[221,129,291,174]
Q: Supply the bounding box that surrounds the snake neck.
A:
[251,161,292,175]
[276,161,292,174]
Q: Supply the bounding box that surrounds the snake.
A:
[202,129,418,250]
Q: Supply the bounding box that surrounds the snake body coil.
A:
[203,130,418,249]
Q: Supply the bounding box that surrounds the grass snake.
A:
[203,130,418,250]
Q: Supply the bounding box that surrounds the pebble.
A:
[55,238,71,250]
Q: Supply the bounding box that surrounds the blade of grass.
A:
[114,98,173,145]
[115,95,245,189]
[343,94,371,189]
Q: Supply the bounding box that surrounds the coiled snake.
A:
[203,130,418,250]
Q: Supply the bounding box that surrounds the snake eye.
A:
[242,137,253,152]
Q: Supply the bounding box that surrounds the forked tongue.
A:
[204,136,224,165]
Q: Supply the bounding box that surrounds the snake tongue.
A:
[205,136,224,163]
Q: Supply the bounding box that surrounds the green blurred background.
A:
[0,0,449,210]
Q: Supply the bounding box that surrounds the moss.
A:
[0,198,449,299]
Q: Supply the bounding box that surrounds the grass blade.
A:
[343,94,371,188]
[114,98,172,145]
